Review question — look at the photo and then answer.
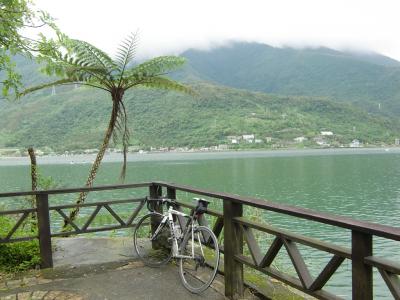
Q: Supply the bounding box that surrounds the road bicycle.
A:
[133,196,220,293]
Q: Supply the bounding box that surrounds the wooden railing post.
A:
[223,199,244,299]
[166,187,176,200]
[352,230,373,300]
[149,184,162,248]
[149,184,162,210]
[36,193,53,268]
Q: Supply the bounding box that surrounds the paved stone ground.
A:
[0,238,230,300]
[0,261,227,300]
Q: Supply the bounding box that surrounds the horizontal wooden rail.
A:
[365,256,400,275]
[0,182,152,198]
[155,181,400,241]
[0,236,38,244]
[0,207,36,216]
[49,197,145,210]
[51,223,140,237]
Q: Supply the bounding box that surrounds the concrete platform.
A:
[0,237,228,300]
[53,237,137,267]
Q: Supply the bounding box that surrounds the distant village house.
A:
[227,135,241,144]
[314,137,329,146]
[242,134,255,143]
[320,131,334,136]
[350,139,362,148]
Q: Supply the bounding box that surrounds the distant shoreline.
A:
[1,147,400,166]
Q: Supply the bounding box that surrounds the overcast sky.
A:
[34,0,400,60]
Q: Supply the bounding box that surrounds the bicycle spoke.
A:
[179,226,220,293]
[133,213,172,267]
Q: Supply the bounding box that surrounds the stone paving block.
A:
[5,280,21,290]
[16,292,32,300]
[43,291,62,300]
[31,290,48,300]
[67,295,84,300]
[36,278,52,285]
[21,277,38,287]
[49,292,79,300]
[1,295,16,300]
[65,293,83,300]
[129,261,144,267]
[0,281,6,290]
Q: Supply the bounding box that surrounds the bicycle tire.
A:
[178,225,220,293]
[133,212,173,267]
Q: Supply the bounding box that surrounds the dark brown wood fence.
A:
[0,181,399,300]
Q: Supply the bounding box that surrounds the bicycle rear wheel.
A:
[178,225,220,293]
[133,212,172,267]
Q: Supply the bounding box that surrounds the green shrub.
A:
[0,215,40,272]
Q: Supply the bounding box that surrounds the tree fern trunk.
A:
[63,99,120,229]
[28,148,38,209]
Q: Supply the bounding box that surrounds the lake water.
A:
[1,148,399,299]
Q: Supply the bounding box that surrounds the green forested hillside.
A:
[180,43,400,115]
[1,45,400,151]
[0,82,398,151]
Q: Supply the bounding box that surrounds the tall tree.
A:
[20,33,193,227]
[0,0,58,97]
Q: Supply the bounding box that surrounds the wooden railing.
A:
[0,181,399,300]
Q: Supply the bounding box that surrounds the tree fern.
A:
[20,33,192,228]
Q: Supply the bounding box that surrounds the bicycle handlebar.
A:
[145,196,209,216]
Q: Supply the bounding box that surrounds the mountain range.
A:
[179,43,400,116]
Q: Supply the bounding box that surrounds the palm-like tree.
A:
[20,33,192,228]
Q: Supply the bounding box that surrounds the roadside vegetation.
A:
[0,174,55,273]
[0,216,40,272]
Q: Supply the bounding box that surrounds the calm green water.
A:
[0,149,399,299]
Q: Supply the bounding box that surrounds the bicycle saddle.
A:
[194,198,210,214]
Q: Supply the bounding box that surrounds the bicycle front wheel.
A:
[179,225,220,293]
[133,212,172,267]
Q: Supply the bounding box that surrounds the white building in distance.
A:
[242,134,255,143]
[320,131,334,136]
[350,139,362,148]
[294,136,307,143]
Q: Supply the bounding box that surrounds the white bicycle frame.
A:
[151,205,205,260]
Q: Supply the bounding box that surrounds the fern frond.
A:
[115,32,139,77]
[135,76,194,95]
[127,56,186,78]
[67,39,118,71]
[18,78,77,97]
